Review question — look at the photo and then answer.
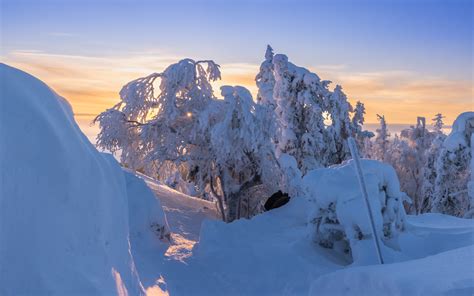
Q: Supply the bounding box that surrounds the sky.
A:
[1,0,473,126]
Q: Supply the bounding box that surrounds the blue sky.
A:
[1,0,472,123]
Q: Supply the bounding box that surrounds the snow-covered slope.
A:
[0,63,166,295]
[157,199,473,296]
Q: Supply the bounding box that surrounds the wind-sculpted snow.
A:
[0,64,165,295]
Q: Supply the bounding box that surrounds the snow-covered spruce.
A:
[263,49,371,174]
[255,45,276,110]
[272,53,329,173]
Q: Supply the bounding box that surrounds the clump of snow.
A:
[303,159,407,265]
[0,64,165,295]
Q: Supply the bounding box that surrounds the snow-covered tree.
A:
[392,117,435,214]
[433,112,474,217]
[208,86,279,221]
[256,47,372,173]
[432,113,445,133]
[350,101,374,156]
[325,85,353,164]
[95,58,221,194]
[468,134,474,217]
[373,114,390,162]
[420,131,446,213]
[272,53,331,173]
[255,45,276,110]
[255,45,279,145]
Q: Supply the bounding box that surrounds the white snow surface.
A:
[156,197,474,296]
[139,167,473,296]
[0,64,167,295]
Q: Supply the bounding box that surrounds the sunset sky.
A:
[2,0,472,126]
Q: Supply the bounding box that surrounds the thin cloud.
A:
[48,32,75,37]
[3,49,472,124]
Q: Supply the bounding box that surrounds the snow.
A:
[311,245,474,296]
[0,63,165,295]
[135,160,472,296]
[156,194,474,296]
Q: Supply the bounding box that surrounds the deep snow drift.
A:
[0,64,167,295]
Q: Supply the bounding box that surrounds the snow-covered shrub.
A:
[433,112,474,217]
[304,160,406,263]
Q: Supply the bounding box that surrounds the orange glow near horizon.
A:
[3,50,472,126]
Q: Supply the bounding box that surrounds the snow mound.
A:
[303,159,406,265]
[0,63,166,295]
